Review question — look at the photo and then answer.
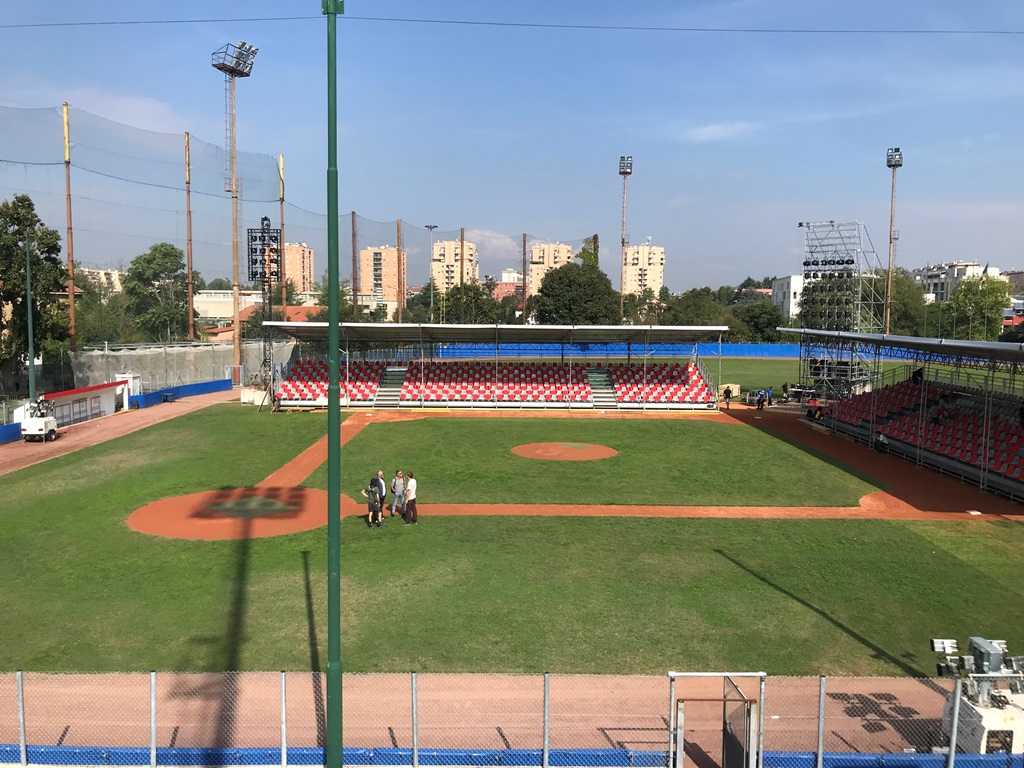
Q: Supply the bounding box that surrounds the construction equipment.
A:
[20,397,57,442]
[932,636,1024,754]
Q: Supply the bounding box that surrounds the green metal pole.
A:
[26,238,37,402]
[323,2,344,768]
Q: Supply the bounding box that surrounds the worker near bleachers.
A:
[723,386,733,410]
[767,387,773,407]
[873,431,889,453]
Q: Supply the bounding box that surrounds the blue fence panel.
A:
[128,379,231,410]
[0,422,22,445]
[501,749,544,766]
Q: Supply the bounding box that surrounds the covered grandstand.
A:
[264,323,728,412]
[785,328,1024,500]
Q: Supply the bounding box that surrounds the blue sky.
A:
[1,0,1023,291]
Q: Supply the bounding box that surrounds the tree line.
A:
[0,193,1016,389]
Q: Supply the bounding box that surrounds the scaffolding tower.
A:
[796,221,885,400]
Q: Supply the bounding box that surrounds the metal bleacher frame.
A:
[784,328,1024,502]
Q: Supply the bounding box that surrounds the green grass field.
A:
[2,401,1023,676]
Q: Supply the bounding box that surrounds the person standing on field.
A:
[403,471,418,525]
[389,469,406,518]
[361,476,384,529]
[723,386,732,410]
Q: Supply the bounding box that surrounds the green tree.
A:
[576,234,600,268]
[207,277,232,291]
[191,271,207,292]
[0,194,66,388]
[439,282,499,324]
[73,278,141,345]
[271,279,297,306]
[122,243,193,342]
[946,275,1010,341]
[534,263,621,325]
[308,271,356,322]
[732,300,785,342]
[662,287,730,326]
[622,287,664,325]
[885,268,926,336]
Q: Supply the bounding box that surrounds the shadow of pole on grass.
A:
[712,548,946,692]
[209,515,252,749]
[301,550,327,748]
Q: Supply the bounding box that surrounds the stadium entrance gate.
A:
[669,672,764,768]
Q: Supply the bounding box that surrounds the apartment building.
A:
[357,245,406,315]
[281,243,315,293]
[622,242,665,296]
[77,267,123,295]
[431,239,478,293]
[528,242,575,296]
[910,262,999,302]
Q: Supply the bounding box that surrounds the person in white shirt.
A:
[403,471,418,525]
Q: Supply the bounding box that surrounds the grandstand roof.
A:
[265,322,728,346]
[782,328,1024,365]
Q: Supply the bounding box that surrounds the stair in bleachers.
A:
[586,368,619,410]
[374,368,408,409]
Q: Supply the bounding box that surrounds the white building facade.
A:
[431,240,479,293]
[772,275,805,319]
[528,242,575,296]
[910,262,1000,303]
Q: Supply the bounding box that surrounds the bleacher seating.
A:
[606,363,714,407]
[277,360,386,405]
[400,361,593,406]
[826,377,1024,485]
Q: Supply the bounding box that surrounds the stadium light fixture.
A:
[618,156,633,315]
[884,146,903,335]
[211,40,259,378]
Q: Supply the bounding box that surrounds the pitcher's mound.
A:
[512,442,618,461]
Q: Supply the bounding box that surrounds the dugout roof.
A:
[782,328,1024,365]
[266,322,729,346]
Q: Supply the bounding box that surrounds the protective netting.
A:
[0,103,597,300]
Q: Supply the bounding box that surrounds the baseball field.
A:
[2,361,1023,678]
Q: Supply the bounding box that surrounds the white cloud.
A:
[683,121,759,143]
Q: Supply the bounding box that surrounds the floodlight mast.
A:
[884,147,903,335]
[212,41,259,381]
[619,155,632,315]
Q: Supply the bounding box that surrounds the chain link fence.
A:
[0,672,976,767]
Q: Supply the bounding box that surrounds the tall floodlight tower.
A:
[618,155,632,315]
[212,40,258,381]
[884,147,903,335]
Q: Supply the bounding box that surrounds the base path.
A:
[127,406,1020,541]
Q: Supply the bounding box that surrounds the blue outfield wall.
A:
[1,747,1021,768]
[128,379,232,410]
[0,422,22,446]
[430,343,802,359]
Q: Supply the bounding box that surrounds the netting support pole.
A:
[542,672,550,768]
[815,675,825,768]
[62,103,77,352]
[185,132,195,340]
[280,154,287,324]
[150,670,157,768]
[280,671,287,768]
[757,674,765,768]
[521,234,528,323]
[945,680,962,768]
[411,672,419,768]
[16,670,26,767]
[667,675,676,767]
[351,211,358,318]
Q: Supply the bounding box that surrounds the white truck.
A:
[933,636,1024,754]
[20,397,58,442]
